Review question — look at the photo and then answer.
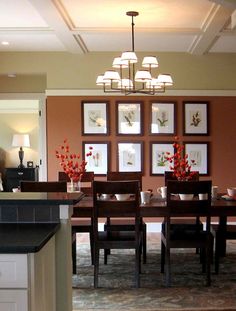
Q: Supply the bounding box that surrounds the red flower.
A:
[55,139,92,182]
[165,138,196,181]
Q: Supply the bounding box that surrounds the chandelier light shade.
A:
[12,133,30,168]
[96,11,173,95]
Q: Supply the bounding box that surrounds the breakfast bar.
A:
[0,192,84,311]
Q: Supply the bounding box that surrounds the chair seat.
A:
[167,230,209,243]
[98,230,136,241]
[211,224,236,238]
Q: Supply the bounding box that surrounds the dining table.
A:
[73,194,236,256]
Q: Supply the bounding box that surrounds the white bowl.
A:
[179,193,194,200]
[115,194,130,201]
[100,194,110,200]
[227,187,236,197]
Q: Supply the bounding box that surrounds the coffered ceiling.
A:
[0,0,235,54]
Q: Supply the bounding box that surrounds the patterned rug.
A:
[73,233,236,311]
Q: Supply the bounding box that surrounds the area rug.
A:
[72,233,236,311]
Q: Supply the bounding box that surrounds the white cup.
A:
[199,193,208,200]
[211,186,218,199]
[157,186,167,199]
[12,187,20,192]
[140,191,151,204]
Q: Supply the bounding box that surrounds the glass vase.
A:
[69,179,81,192]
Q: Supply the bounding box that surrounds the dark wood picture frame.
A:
[150,141,175,176]
[184,142,209,175]
[183,101,209,135]
[149,101,176,135]
[117,141,144,172]
[82,141,110,176]
[116,101,143,135]
[81,101,110,135]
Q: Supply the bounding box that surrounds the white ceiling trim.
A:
[28,0,85,53]
[189,4,233,54]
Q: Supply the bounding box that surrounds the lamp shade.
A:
[12,134,30,147]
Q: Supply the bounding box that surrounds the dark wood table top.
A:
[73,195,236,218]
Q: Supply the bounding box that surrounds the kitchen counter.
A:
[0,223,60,253]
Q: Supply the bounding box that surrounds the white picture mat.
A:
[118,103,141,134]
[118,143,142,172]
[185,143,208,174]
[151,103,174,134]
[84,143,108,174]
[152,143,174,175]
[83,103,107,134]
[185,103,207,134]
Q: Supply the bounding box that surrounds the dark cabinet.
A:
[5,167,39,191]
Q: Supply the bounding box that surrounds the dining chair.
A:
[93,180,142,288]
[58,171,95,272]
[211,221,236,274]
[161,180,213,286]
[163,171,203,254]
[105,171,147,263]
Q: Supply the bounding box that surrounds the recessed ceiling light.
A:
[1,41,9,45]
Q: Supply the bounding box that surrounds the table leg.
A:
[218,216,227,257]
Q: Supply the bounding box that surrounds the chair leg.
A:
[161,240,165,273]
[143,224,147,264]
[72,233,77,274]
[94,248,100,288]
[89,231,94,265]
[135,248,140,288]
[215,235,220,274]
[165,245,171,287]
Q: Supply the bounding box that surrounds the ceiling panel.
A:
[0,0,235,54]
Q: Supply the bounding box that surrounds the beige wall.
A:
[0,52,236,91]
[47,95,236,193]
[0,112,39,173]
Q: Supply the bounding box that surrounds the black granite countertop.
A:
[0,223,60,253]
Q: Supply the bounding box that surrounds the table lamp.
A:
[12,134,30,168]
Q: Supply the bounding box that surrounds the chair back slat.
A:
[20,181,67,192]
[107,171,142,190]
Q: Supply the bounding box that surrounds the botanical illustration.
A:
[189,150,201,166]
[156,110,168,127]
[88,110,105,128]
[122,109,136,127]
[157,151,168,167]
[123,150,135,167]
[190,111,201,127]
[92,151,102,167]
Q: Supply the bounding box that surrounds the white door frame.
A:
[0,93,47,180]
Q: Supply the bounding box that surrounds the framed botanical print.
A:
[150,102,176,135]
[184,142,209,175]
[117,142,143,172]
[150,142,174,175]
[82,101,109,135]
[116,101,143,135]
[83,141,110,175]
[183,101,209,135]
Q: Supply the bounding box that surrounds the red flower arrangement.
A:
[55,139,92,182]
[165,137,196,181]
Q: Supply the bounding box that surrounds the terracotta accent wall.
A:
[46,95,236,193]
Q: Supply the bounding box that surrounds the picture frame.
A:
[183,101,209,135]
[116,101,143,135]
[150,102,176,135]
[150,142,174,175]
[82,141,110,175]
[81,101,109,135]
[117,141,143,172]
[184,142,209,175]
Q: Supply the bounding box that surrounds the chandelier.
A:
[96,11,173,95]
